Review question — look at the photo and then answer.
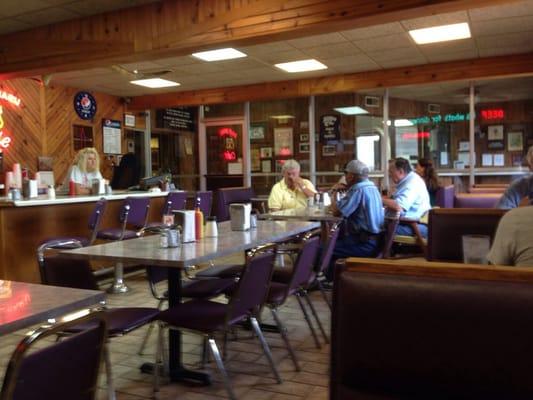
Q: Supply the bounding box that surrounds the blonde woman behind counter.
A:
[268,159,316,211]
[66,147,103,195]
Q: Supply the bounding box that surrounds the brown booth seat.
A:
[331,258,533,400]
[453,193,501,208]
[427,208,506,262]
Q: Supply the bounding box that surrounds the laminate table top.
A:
[0,280,104,335]
[260,207,342,222]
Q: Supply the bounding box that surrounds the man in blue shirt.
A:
[326,160,384,281]
[382,157,431,237]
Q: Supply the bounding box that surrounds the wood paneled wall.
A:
[1,78,125,186]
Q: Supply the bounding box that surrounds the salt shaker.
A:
[205,216,218,237]
[47,185,56,200]
[160,232,169,248]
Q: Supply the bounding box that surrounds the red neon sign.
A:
[0,90,21,107]
[402,132,430,140]
[481,109,504,120]
[218,127,238,139]
[222,150,236,161]
[0,106,12,151]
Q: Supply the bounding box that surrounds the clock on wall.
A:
[73,91,97,120]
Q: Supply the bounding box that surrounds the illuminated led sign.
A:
[480,109,504,120]
[218,127,238,161]
[409,113,472,125]
[0,90,21,107]
[0,106,12,150]
[402,132,430,140]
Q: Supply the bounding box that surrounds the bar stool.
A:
[96,196,150,293]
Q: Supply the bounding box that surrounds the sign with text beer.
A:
[156,107,197,131]
[319,114,340,141]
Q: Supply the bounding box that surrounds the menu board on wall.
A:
[156,107,197,131]
[102,119,121,154]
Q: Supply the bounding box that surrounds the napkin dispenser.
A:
[174,210,196,242]
[229,203,251,231]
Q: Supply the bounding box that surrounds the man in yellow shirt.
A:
[268,159,316,211]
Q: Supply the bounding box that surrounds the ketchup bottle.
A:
[194,197,204,240]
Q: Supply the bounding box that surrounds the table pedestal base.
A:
[140,362,211,385]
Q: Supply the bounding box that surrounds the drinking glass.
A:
[462,234,491,264]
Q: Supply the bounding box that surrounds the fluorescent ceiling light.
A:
[270,115,295,119]
[192,48,247,62]
[275,59,327,73]
[130,78,180,88]
[334,106,368,115]
[409,22,471,45]
[394,119,414,127]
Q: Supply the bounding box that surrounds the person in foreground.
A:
[415,158,440,206]
[487,206,533,266]
[326,160,384,281]
[382,157,431,237]
[268,159,316,211]
[66,147,103,195]
[496,145,533,209]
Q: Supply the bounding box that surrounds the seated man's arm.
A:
[382,197,402,213]
[294,177,316,198]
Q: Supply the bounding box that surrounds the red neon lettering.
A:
[402,132,430,139]
[218,127,238,139]
[222,150,236,161]
[481,109,504,120]
[279,148,292,156]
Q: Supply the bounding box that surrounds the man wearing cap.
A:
[268,159,316,211]
[327,159,384,281]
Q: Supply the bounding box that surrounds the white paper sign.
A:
[102,119,122,154]
[482,154,493,167]
[493,153,504,166]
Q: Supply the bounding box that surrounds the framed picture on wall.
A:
[507,131,523,151]
[72,125,94,151]
[299,143,310,153]
[260,147,272,158]
[250,123,266,140]
[299,133,309,142]
[274,127,293,156]
[487,125,504,141]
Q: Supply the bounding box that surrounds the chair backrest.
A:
[428,208,507,261]
[145,265,168,300]
[454,193,501,208]
[0,311,107,400]
[226,243,277,323]
[287,235,321,294]
[316,221,342,275]
[37,239,99,290]
[196,191,213,217]
[434,184,454,208]
[331,259,533,400]
[87,199,107,244]
[122,196,150,229]
[162,191,187,215]
[377,213,400,259]
[214,186,256,222]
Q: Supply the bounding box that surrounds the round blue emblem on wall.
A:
[74,91,97,120]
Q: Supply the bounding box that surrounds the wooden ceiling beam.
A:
[0,0,517,80]
[128,52,533,109]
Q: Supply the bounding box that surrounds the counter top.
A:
[0,190,170,207]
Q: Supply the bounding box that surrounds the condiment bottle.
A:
[69,179,76,196]
[47,185,56,200]
[194,197,204,240]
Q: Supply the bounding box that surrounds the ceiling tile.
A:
[14,7,81,25]
[286,32,347,49]
[365,46,425,63]
[376,57,427,69]
[0,0,48,17]
[239,41,295,56]
[424,50,478,63]
[471,15,533,37]
[340,22,404,41]
[330,63,381,74]
[119,61,172,72]
[256,49,308,64]
[325,54,378,68]
[215,58,266,70]
[418,38,477,56]
[0,18,32,35]
[400,11,467,30]
[353,33,413,52]
[476,32,533,49]
[300,42,361,60]
[177,63,226,74]
[469,0,533,21]
[478,45,533,57]
[152,56,199,67]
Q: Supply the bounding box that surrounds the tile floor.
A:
[0,255,331,400]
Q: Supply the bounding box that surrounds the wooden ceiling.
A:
[1,0,532,108]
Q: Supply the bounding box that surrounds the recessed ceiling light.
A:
[409,22,471,45]
[270,115,295,119]
[192,48,247,62]
[130,78,180,88]
[334,106,368,115]
[274,59,327,73]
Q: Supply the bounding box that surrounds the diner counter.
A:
[0,189,168,207]
[0,191,167,283]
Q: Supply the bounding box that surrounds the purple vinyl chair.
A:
[153,243,281,400]
[137,264,237,355]
[266,235,321,370]
[37,239,160,400]
[96,196,150,293]
[146,191,187,229]
[40,198,107,248]
[0,310,107,400]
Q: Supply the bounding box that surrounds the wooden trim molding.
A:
[128,52,533,108]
